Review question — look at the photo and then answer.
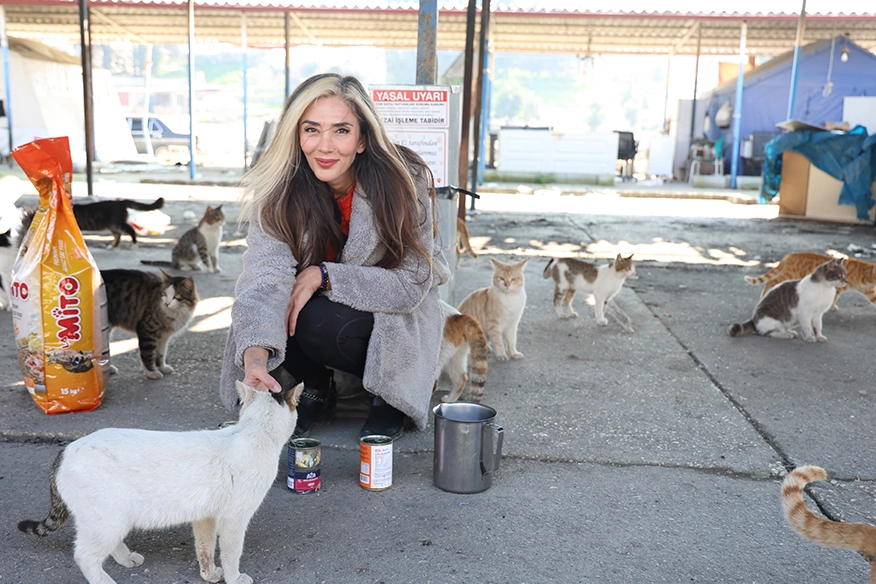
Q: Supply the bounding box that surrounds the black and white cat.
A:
[102,268,199,379]
[0,206,33,311]
[729,258,847,342]
[73,197,165,249]
[19,381,303,584]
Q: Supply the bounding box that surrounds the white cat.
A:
[18,381,303,584]
[543,254,636,326]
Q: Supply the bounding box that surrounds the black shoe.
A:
[359,396,405,440]
[292,377,336,438]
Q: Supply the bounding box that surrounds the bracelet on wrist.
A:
[318,262,329,291]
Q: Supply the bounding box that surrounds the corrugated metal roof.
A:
[2,1,875,55]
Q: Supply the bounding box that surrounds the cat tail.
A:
[453,314,489,403]
[140,259,174,267]
[728,320,756,337]
[18,451,69,536]
[125,197,165,211]
[782,466,876,560]
[543,258,558,279]
[744,266,780,286]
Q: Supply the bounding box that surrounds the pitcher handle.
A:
[481,423,504,474]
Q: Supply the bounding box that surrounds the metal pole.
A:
[78,0,94,194]
[242,12,248,170]
[688,26,701,151]
[0,7,13,164]
[284,12,291,99]
[415,0,438,84]
[730,22,747,189]
[186,0,196,179]
[470,0,490,210]
[457,0,476,218]
[478,42,492,186]
[662,52,672,133]
[787,0,806,120]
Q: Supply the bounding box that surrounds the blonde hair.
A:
[239,73,433,271]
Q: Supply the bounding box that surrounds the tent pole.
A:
[688,26,701,160]
[786,0,806,120]
[730,21,747,189]
[415,0,438,84]
[0,7,12,165]
[470,0,490,210]
[78,0,94,195]
[457,0,476,218]
[186,0,196,180]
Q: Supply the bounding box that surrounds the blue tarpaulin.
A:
[760,125,876,220]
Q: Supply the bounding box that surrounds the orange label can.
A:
[359,435,393,491]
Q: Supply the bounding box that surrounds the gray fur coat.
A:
[220,177,450,430]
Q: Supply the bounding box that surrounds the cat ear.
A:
[490,258,502,269]
[285,382,305,408]
[215,204,223,211]
[517,258,528,267]
[235,380,257,406]
[159,269,171,280]
[626,254,634,260]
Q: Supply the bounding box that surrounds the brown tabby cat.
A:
[434,299,489,403]
[102,268,199,379]
[746,252,876,310]
[73,197,165,249]
[141,205,224,272]
[782,465,876,583]
[458,258,527,362]
[456,216,478,264]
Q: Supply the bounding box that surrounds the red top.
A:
[325,184,354,262]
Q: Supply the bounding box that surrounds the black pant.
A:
[280,295,374,388]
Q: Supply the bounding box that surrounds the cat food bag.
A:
[9,137,109,414]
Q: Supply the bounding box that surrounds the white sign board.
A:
[371,86,451,187]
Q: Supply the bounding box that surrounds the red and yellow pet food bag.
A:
[10,137,109,414]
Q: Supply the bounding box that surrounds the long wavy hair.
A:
[239,73,435,271]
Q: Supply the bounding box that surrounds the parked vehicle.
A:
[126,116,198,163]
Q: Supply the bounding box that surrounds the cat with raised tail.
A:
[746,251,876,310]
[141,205,224,272]
[18,380,303,584]
[73,197,165,249]
[543,254,635,326]
[435,299,489,403]
[102,268,199,379]
[455,216,478,265]
[782,465,876,582]
[458,257,527,362]
[729,258,847,342]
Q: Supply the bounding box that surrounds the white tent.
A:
[0,37,138,169]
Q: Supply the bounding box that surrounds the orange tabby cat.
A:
[782,465,876,583]
[458,258,528,362]
[434,300,489,403]
[456,217,478,264]
[746,252,876,310]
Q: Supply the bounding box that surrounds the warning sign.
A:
[386,130,448,186]
[372,88,449,129]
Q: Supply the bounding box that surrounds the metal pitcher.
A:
[433,402,504,494]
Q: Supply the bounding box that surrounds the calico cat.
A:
[729,258,847,342]
[102,268,199,379]
[73,197,165,249]
[434,299,489,403]
[456,216,478,264]
[543,254,636,325]
[458,257,528,362]
[782,465,876,583]
[142,205,224,272]
[19,381,304,584]
[746,251,876,310]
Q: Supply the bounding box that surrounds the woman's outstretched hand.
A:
[243,346,281,393]
[287,264,324,337]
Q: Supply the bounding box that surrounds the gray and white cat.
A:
[142,205,224,272]
[729,258,847,342]
[102,268,199,379]
[18,381,303,584]
[434,299,489,403]
[543,254,636,325]
[458,257,528,362]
